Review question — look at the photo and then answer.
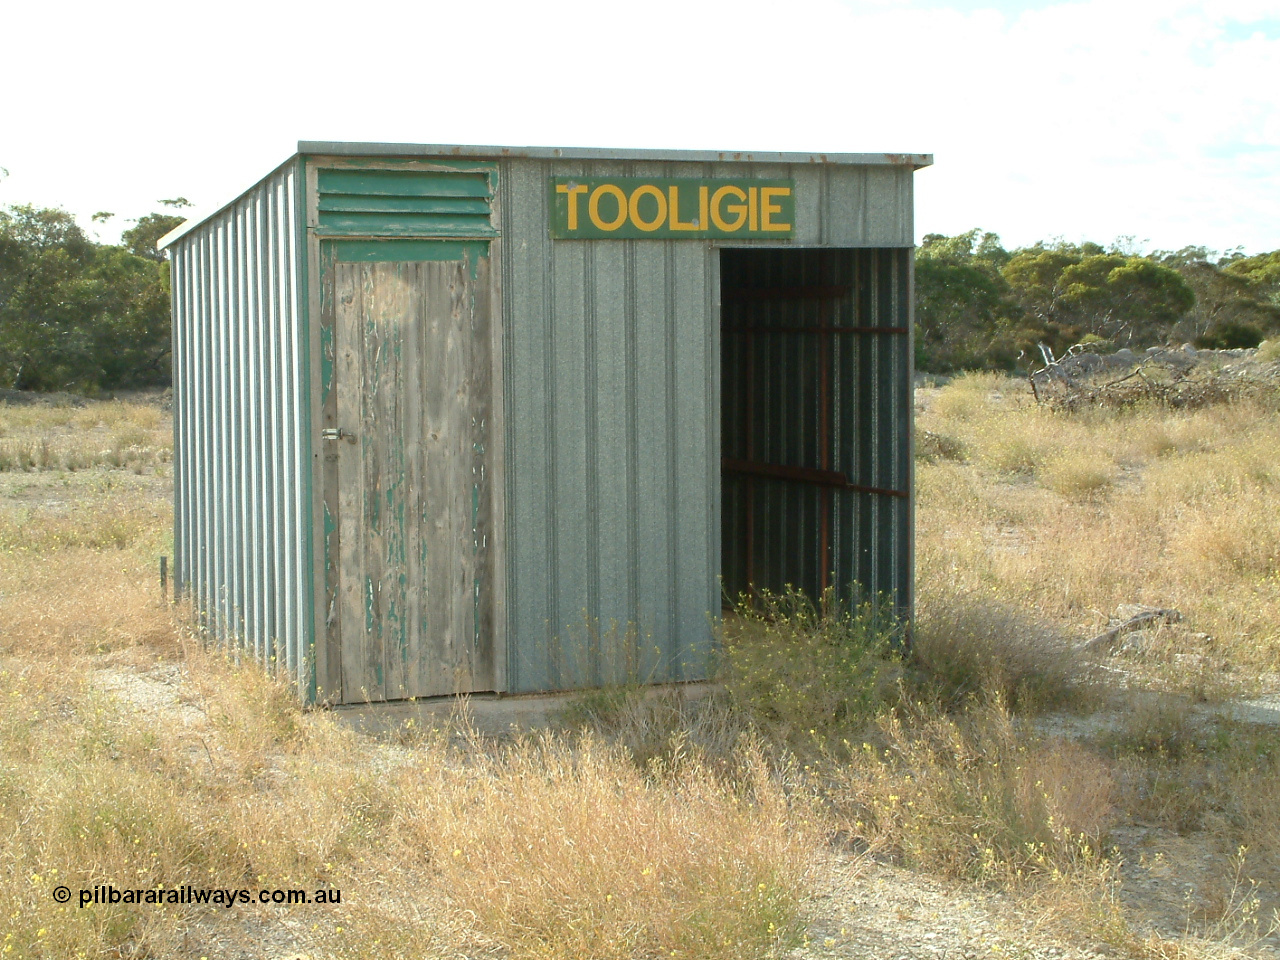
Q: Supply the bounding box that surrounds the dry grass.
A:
[2,644,815,960]
[907,587,1091,713]
[0,402,815,960]
[1109,714,1280,854]
[829,703,1115,883]
[4,389,1280,958]
[909,373,1280,952]
[916,373,1280,684]
[370,733,814,960]
[0,398,171,474]
[557,683,753,769]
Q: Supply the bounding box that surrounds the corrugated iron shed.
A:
[162,141,931,705]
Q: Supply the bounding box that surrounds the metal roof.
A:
[298,140,933,167]
[158,142,932,250]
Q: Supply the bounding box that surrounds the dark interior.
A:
[719,247,912,611]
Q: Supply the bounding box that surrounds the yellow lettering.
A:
[711,185,747,232]
[567,179,791,236]
[556,182,588,231]
[629,184,667,232]
[760,187,791,232]
[668,185,699,231]
[589,184,628,232]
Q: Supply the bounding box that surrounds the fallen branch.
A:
[1101,365,1146,389]
[1081,608,1182,655]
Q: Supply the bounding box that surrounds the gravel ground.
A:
[794,854,1109,960]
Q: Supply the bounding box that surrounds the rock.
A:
[1082,606,1181,655]
[1116,603,1157,619]
[1115,629,1153,657]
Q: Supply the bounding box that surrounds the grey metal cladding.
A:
[161,144,927,249]
[169,159,312,690]
[298,141,932,169]
[167,144,917,703]
[501,158,710,693]
[497,157,914,694]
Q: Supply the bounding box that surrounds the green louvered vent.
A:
[316,168,496,238]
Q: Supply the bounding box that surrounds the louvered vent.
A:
[316,168,496,237]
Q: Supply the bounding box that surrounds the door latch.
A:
[321,427,357,444]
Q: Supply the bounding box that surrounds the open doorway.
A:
[720,247,913,614]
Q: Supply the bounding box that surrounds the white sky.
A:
[1,0,1277,256]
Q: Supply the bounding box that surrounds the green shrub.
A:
[718,588,902,755]
[1195,321,1264,350]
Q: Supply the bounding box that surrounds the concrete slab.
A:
[328,682,717,739]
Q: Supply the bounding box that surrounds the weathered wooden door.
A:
[331,258,495,701]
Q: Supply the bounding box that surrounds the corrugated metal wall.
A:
[169,159,313,690]
[498,159,914,693]
[166,147,916,702]
[720,248,912,613]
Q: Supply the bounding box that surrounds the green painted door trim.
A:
[330,239,490,263]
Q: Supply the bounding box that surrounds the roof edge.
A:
[298,140,933,169]
[158,143,934,250]
[157,154,302,251]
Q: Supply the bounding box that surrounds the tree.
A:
[1001,243,1193,348]
[914,230,1025,371]
[76,246,172,387]
[1151,247,1280,343]
[0,205,97,390]
[1001,242,1099,323]
[1224,250,1280,305]
[918,228,1010,271]
[121,212,186,261]
[0,203,174,392]
[1057,255,1194,344]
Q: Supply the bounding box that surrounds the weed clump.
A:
[829,704,1114,885]
[1102,695,1197,760]
[1041,453,1116,499]
[908,589,1090,714]
[718,588,902,755]
[916,429,966,463]
[558,683,750,769]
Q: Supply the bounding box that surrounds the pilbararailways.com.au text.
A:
[59,884,342,909]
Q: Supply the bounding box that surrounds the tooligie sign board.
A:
[550,177,796,239]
